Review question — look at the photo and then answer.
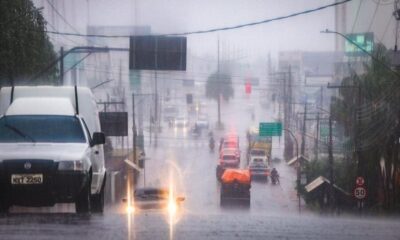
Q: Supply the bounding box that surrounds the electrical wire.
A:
[351,0,363,33]
[40,0,351,38]
[368,0,381,31]
[371,0,394,5]
[45,0,96,46]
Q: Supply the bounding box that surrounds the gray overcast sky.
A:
[86,0,336,60]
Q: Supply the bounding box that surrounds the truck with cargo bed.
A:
[0,86,107,213]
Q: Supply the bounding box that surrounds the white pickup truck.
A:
[248,148,270,180]
[0,86,106,213]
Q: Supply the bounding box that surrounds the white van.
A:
[0,86,106,213]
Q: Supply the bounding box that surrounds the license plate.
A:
[11,174,43,185]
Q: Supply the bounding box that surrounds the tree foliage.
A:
[0,0,58,86]
[331,43,400,210]
[205,72,234,101]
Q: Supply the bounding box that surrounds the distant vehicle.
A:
[248,149,270,181]
[197,102,208,114]
[220,134,240,150]
[209,137,215,152]
[163,105,179,122]
[247,127,272,181]
[219,150,240,168]
[0,86,107,213]
[220,148,240,163]
[195,114,209,129]
[124,187,185,213]
[190,124,201,138]
[174,116,188,128]
[220,169,251,206]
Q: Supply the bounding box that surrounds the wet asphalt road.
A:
[1,212,400,240]
[2,94,400,239]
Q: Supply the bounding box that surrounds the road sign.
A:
[129,36,187,71]
[353,186,367,200]
[259,122,282,137]
[356,176,365,186]
[99,112,128,136]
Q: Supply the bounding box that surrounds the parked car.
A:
[195,114,209,129]
[0,86,107,213]
[174,116,189,128]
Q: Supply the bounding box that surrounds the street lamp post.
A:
[321,29,400,78]
[283,128,300,213]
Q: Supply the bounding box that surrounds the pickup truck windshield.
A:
[251,150,266,156]
[0,115,86,143]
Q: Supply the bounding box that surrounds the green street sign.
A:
[259,122,282,137]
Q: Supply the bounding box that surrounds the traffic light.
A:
[186,93,193,104]
[245,82,252,94]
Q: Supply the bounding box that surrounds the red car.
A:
[219,149,240,168]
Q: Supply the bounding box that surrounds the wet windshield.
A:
[222,155,236,161]
[0,116,86,143]
[251,149,265,156]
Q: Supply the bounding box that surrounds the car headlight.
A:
[58,160,84,171]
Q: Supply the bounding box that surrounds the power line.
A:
[42,0,351,38]
[371,0,394,5]
[351,0,363,33]
[378,15,394,43]
[46,0,81,34]
[45,0,96,46]
[45,18,81,46]
[368,0,381,31]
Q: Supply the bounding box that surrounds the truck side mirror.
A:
[92,132,106,146]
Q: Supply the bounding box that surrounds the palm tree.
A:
[331,43,400,209]
[205,72,234,128]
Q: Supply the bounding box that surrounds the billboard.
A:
[99,112,128,137]
[129,36,187,71]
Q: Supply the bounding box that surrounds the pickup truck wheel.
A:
[75,181,91,214]
[91,174,106,213]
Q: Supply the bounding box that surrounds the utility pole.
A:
[315,112,320,161]
[327,83,361,175]
[283,71,288,157]
[315,87,324,161]
[132,93,137,179]
[60,47,64,85]
[301,100,308,156]
[394,0,400,51]
[154,38,159,147]
[356,84,362,176]
[217,37,221,127]
[328,106,334,207]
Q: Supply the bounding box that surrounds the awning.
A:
[305,176,350,196]
[287,155,310,166]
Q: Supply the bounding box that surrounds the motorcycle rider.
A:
[209,135,215,151]
[271,168,279,184]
